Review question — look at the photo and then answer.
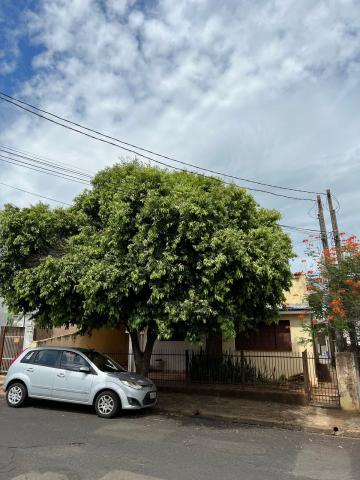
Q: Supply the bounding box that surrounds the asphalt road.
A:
[0,397,359,480]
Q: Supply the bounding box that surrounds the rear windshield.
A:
[84,352,126,373]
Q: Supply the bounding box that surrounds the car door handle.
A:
[57,373,65,378]
[26,367,34,372]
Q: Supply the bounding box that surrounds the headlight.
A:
[121,380,142,390]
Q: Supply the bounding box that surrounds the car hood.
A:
[106,371,154,387]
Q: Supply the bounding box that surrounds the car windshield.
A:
[85,351,126,373]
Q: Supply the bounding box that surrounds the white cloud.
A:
[1,0,360,268]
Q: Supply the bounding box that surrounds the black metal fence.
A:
[106,350,340,407]
[108,351,308,389]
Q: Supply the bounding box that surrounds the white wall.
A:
[150,340,200,372]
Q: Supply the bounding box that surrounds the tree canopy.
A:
[0,162,294,373]
[305,235,360,352]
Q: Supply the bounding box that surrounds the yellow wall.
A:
[222,273,314,384]
[222,313,317,384]
[34,327,129,365]
[284,274,307,305]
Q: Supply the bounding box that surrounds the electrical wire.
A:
[0,143,94,176]
[0,154,90,185]
[0,92,317,202]
[0,147,92,180]
[0,181,71,205]
[278,224,324,234]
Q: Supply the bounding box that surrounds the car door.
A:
[52,351,94,403]
[24,349,60,398]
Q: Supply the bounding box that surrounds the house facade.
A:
[33,274,316,381]
[149,274,316,381]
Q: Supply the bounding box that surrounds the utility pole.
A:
[317,194,337,361]
[317,195,329,251]
[326,189,342,262]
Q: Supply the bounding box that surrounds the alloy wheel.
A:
[97,395,115,415]
[8,386,23,405]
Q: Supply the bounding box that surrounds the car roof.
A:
[29,346,95,354]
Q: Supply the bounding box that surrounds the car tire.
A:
[6,382,28,408]
[95,390,120,418]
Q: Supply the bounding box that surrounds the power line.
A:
[0,91,325,195]
[0,181,71,205]
[0,147,92,180]
[279,224,324,234]
[0,91,317,202]
[0,152,322,232]
[0,144,94,176]
[0,174,320,233]
[0,153,90,185]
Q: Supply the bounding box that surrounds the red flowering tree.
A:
[305,235,360,352]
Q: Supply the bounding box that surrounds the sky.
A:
[0,0,359,271]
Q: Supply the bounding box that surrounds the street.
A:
[0,397,359,480]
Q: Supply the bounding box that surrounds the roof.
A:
[29,346,95,353]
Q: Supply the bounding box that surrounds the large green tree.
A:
[0,162,294,374]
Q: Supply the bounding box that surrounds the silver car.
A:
[3,347,157,418]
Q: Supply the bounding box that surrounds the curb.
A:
[157,406,360,439]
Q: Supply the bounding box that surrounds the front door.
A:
[52,351,94,403]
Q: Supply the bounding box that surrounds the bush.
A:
[188,351,269,385]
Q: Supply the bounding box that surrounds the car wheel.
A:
[95,390,120,418]
[6,382,28,408]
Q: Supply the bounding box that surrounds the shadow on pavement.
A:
[22,398,159,420]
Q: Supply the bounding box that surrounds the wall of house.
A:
[222,314,317,384]
[151,314,317,384]
[284,274,307,305]
[150,340,201,372]
[34,327,129,365]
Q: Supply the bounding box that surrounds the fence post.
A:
[240,350,245,385]
[185,349,189,384]
[302,350,311,401]
[0,326,7,373]
[335,352,360,411]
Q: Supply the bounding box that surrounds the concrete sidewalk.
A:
[157,391,360,438]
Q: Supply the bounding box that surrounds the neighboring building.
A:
[34,326,129,365]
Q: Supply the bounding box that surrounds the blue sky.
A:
[0,0,360,271]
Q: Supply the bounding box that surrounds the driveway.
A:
[0,397,359,480]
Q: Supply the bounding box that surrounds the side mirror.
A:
[79,366,90,374]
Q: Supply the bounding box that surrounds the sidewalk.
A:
[157,391,360,438]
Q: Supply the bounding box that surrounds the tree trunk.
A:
[129,327,157,377]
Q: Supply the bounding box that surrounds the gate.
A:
[308,355,340,408]
[0,326,25,373]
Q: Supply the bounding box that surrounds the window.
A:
[84,351,125,373]
[235,321,292,351]
[21,350,37,364]
[33,349,60,367]
[60,351,89,371]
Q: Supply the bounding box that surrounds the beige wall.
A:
[222,313,312,354]
[34,327,129,365]
[222,314,317,384]
[284,274,308,305]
